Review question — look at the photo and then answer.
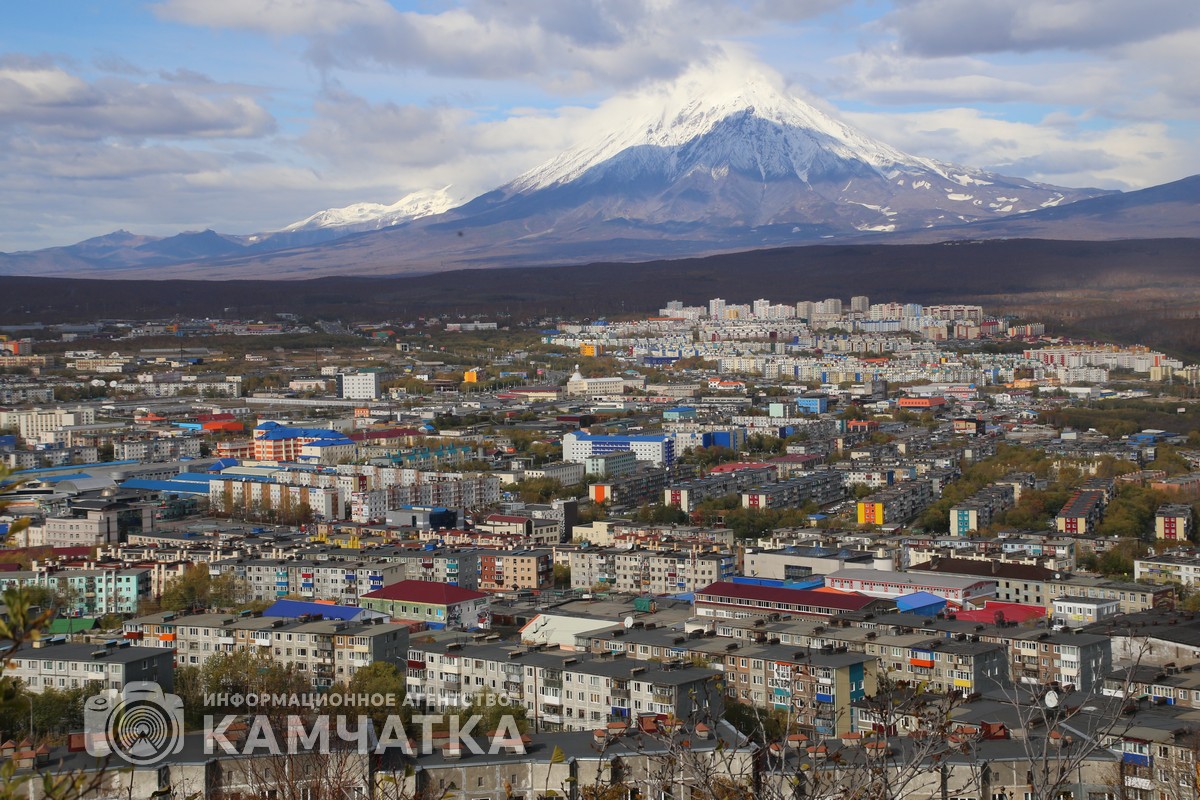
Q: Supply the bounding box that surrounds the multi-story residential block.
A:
[583,450,638,478]
[855,480,934,526]
[664,467,776,512]
[862,636,1009,698]
[0,566,150,615]
[4,640,174,694]
[336,371,380,400]
[1155,504,1193,541]
[721,645,877,737]
[122,611,409,686]
[521,461,586,486]
[1055,489,1106,534]
[478,550,553,593]
[1007,630,1111,690]
[948,484,1015,536]
[208,476,342,520]
[1134,550,1200,587]
[568,549,735,594]
[741,471,844,509]
[208,557,408,603]
[590,465,683,507]
[1045,574,1174,613]
[114,437,203,462]
[0,407,96,443]
[405,641,723,732]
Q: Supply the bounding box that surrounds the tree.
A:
[160,563,250,612]
[341,662,408,728]
[553,564,571,589]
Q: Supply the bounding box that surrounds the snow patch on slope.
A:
[284,187,460,232]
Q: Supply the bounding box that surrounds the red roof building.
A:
[693,581,890,620]
[358,580,491,630]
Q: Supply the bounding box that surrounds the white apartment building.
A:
[0,407,96,443]
[5,640,175,694]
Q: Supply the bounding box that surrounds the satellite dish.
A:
[1043,689,1060,709]
[108,380,118,388]
[623,617,634,629]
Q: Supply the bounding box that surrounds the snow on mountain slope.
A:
[509,71,940,193]
[282,186,460,232]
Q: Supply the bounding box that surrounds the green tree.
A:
[553,564,572,589]
[342,662,408,728]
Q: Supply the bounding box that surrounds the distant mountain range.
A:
[2,75,1198,280]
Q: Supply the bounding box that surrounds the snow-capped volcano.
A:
[283,186,460,232]
[508,72,923,192]
[472,69,1088,236]
[3,66,1133,280]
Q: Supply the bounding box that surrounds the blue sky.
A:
[2,0,1197,250]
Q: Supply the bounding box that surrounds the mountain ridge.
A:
[4,75,1197,280]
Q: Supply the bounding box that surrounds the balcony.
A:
[541,713,563,725]
[611,688,630,700]
[540,693,562,705]
[651,693,674,705]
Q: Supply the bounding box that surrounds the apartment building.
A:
[209,557,407,603]
[1155,504,1194,541]
[0,407,96,443]
[405,641,723,732]
[1134,550,1200,588]
[1055,489,1107,534]
[741,471,845,510]
[568,549,736,594]
[478,550,553,593]
[0,566,150,615]
[590,465,686,507]
[722,645,877,737]
[1008,630,1112,690]
[1044,574,1174,614]
[948,483,1015,536]
[1051,595,1120,628]
[855,480,934,526]
[208,477,341,520]
[664,467,776,512]
[123,610,408,686]
[3,640,174,694]
[583,450,637,478]
[521,461,586,486]
[114,437,203,462]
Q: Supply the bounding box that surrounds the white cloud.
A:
[882,0,1200,56]
[842,107,1198,189]
[0,61,275,140]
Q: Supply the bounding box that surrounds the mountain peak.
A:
[506,70,920,193]
[282,186,460,232]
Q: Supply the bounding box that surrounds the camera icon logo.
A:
[84,682,185,765]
